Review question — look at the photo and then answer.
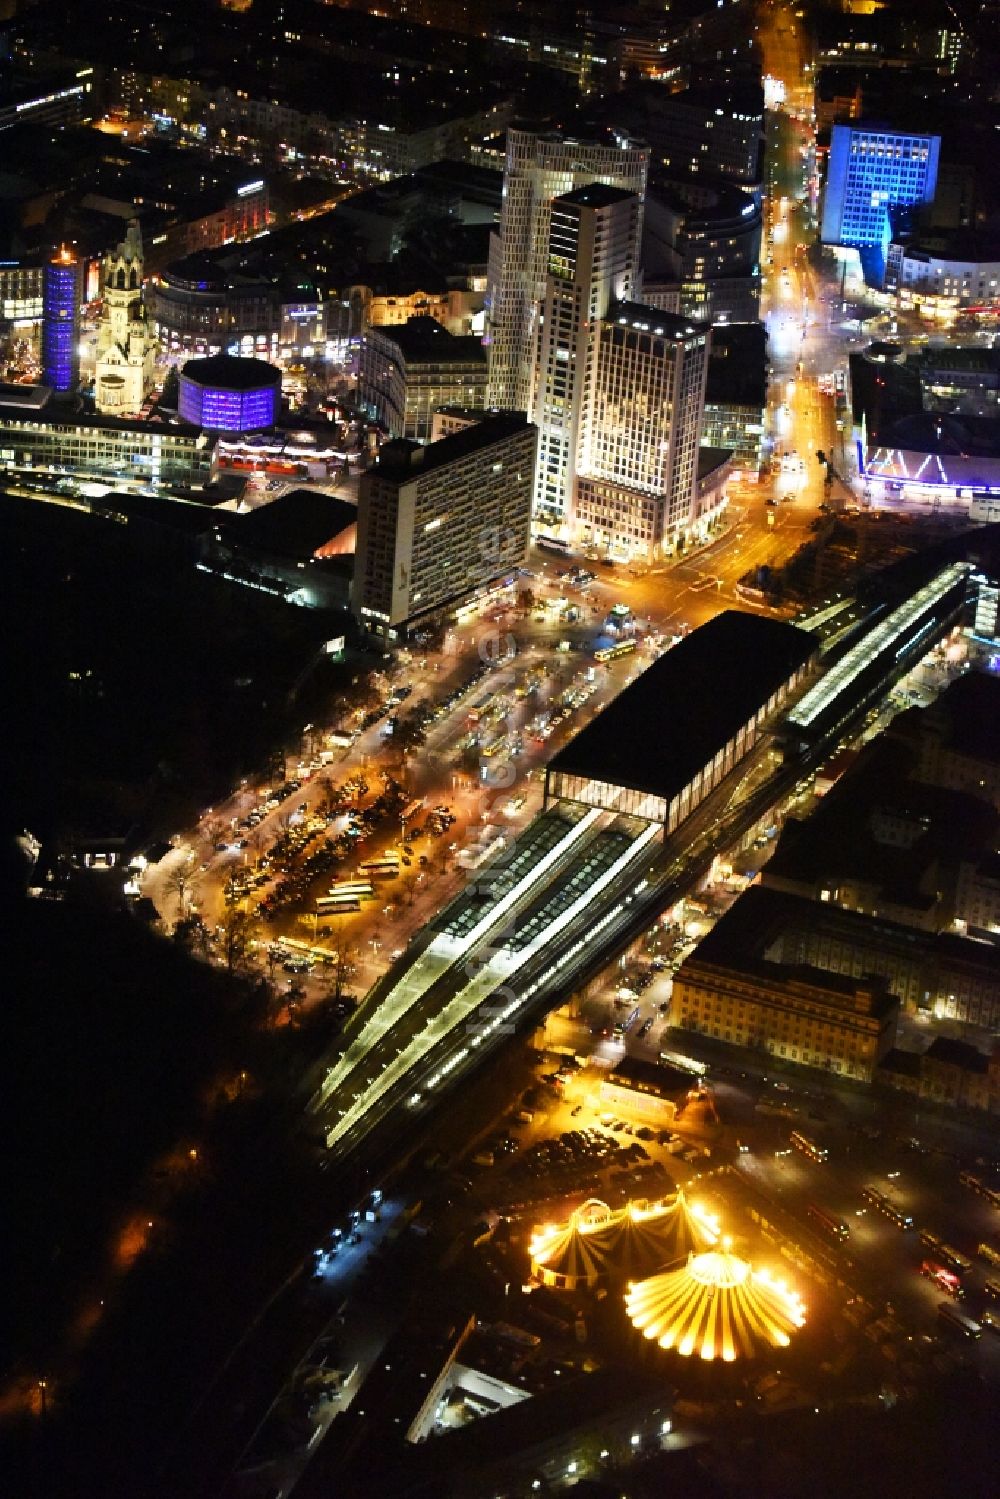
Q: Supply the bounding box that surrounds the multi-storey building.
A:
[673,937,899,1083]
[0,390,214,488]
[531,185,640,524]
[574,302,710,558]
[485,127,649,414]
[41,249,83,394]
[352,414,536,644]
[821,121,940,254]
[0,259,44,328]
[357,317,487,443]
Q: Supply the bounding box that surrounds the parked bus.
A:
[977,1242,1000,1269]
[400,798,424,825]
[937,1303,982,1339]
[316,894,362,915]
[919,1231,972,1275]
[359,857,399,878]
[790,1131,828,1164]
[482,735,509,759]
[327,880,375,900]
[658,1051,709,1078]
[807,1203,850,1242]
[983,1278,1000,1301]
[594,639,638,663]
[614,1006,641,1039]
[537,534,570,553]
[862,1186,913,1230]
[959,1171,1000,1208]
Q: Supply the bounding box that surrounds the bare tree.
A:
[164,858,195,919]
[219,905,258,972]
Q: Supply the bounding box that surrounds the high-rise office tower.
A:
[821,122,940,252]
[41,247,82,394]
[575,302,710,559]
[532,184,640,524]
[485,127,649,414]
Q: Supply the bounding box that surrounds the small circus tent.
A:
[624,1244,807,1362]
[529,1192,720,1290]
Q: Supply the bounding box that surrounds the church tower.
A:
[94,220,155,415]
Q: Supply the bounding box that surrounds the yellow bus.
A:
[594,639,638,663]
[359,857,399,878]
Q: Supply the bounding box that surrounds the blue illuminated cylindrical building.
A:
[178,354,281,432]
[42,248,83,393]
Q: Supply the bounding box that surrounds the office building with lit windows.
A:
[485,127,649,414]
[531,184,640,524]
[352,414,536,643]
[672,888,901,1082]
[41,249,83,394]
[574,303,711,558]
[0,260,44,327]
[358,317,487,443]
[821,121,940,254]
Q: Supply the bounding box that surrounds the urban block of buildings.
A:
[351,413,536,643]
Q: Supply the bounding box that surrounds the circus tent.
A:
[530,1192,720,1290]
[624,1244,807,1361]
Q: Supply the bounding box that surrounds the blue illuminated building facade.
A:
[821,123,940,276]
[178,353,280,432]
[42,250,82,393]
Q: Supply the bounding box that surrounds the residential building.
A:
[485,127,649,414]
[352,413,536,643]
[357,317,487,442]
[574,302,710,557]
[821,121,940,258]
[892,671,1000,810]
[531,185,640,525]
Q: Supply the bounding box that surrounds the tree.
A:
[164,858,195,919]
[517,586,535,614]
[219,904,258,972]
[173,913,212,957]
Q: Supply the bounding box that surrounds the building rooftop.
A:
[705,322,768,407]
[924,1036,990,1075]
[224,490,356,560]
[0,382,52,411]
[606,299,709,342]
[370,315,487,366]
[371,413,533,481]
[685,884,1000,996]
[893,669,1000,766]
[557,182,639,209]
[547,611,817,805]
[180,354,280,391]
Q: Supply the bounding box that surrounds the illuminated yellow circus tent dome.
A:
[530,1192,720,1290]
[625,1244,807,1361]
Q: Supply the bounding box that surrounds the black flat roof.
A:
[180,354,280,391]
[547,611,817,803]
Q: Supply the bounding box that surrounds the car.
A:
[571,1104,583,1117]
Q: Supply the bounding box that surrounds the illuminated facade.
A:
[94,221,155,415]
[41,250,83,394]
[0,408,212,487]
[531,185,640,524]
[357,318,487,443]
[178,354,281,432]
[0,260,43,327]
[530,1194,719,1290]
[821,122,940,254]
[352,415,535,643]
[626,1247,806,1361]
[485,127,649,413]
[575,303,710,558]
